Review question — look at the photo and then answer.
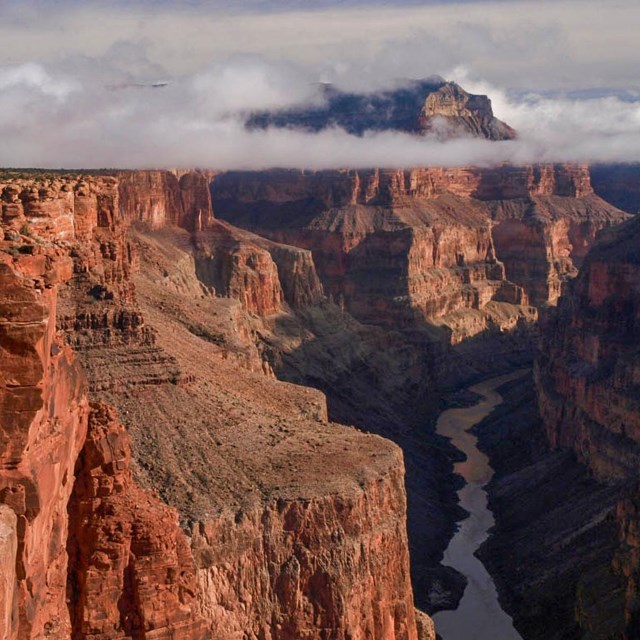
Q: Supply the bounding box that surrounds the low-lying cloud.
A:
[1,0,640,169]
[1,57,640,170]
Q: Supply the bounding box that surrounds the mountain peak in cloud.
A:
[246,78,516,141]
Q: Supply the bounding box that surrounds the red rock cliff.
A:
[117,170,215,232]
[1,171,427,640]
[211,165,625,318]
[0,176,208,638]
[535,215,640,479]
[535,214,640,637]
[0,242,86,638]
[66,403,208,639]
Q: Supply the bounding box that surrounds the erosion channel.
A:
[433,371,526,640]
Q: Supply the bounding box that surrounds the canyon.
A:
[472,212,640,640]
[0,156,635,640]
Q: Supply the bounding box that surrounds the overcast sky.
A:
[1,0,639,169]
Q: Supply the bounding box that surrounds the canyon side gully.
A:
[433,371,527,640]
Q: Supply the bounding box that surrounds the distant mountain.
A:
[246,78,516,141]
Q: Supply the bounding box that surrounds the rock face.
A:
[418,82,516,140]
[211,164,625,337]
[535,214,640,480]
[489,203,625,306]
[192,448,417,640]
[0,504,17,639]
[0,162,630,639]
[473,374,627,640]
[0,245,88,639]
[535,214,640,637]
[67,403,208,639]
[0,170,424,639]
[118,170,215,232]
[211,168,534,342]
[247,78,514,141]
[193,220,324,315]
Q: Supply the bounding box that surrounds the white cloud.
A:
[0,63,78,99]
[0,1,639,169]
[191,57,320,115]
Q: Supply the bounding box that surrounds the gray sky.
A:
[1,0,639,168]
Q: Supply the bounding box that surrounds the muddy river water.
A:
[432,372,525,640]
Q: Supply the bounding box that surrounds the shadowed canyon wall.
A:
[535,214,640,638]
[474,213,640,640]
[211,164,625,330]
[590,164,640,215]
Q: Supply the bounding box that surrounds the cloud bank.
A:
[1,0,639,169]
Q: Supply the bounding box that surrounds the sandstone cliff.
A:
[418,82,516,140]
[0,239,86,639]
[67,402,208,639]
[535,214,640,480]
[535,214,640,638]
[0,171,427,639]
[211,165,625,339]
[0,177,207,638]
[118,170,215,232]
[1,163,627,639]
[211,168,535,342]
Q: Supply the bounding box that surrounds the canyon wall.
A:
[535,214,640,480]
[535,214,640,637]
[67,402,209,639]
[0,245,86,639]
[473,374,627,640]
[0,162,629,639]
[118,170,215,232]
[211,164,625,336]
[0,171,426,639]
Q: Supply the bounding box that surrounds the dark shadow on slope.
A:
[267,303,537,614]
[473,373,627,640]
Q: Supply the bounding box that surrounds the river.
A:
[432,371,525,640]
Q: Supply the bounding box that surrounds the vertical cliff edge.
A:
[0,171,428,640]
[535,214,640,638]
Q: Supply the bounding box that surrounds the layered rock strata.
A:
[1,171,426,639]
[535,214,640,480]
[534,214,640,637]
[192,220,324,315]
[211,164,624,337]
[211,168,534,340]
[130,225,467,620]
[0,243,87,639]
[118,170,215,232]
[67,403,208,639]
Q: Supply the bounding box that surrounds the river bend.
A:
[432,372,525,640]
